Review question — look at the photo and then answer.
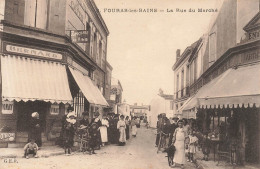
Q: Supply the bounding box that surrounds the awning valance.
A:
[1,55,73,104]
[198,64,260,109]
[68,67,108,107]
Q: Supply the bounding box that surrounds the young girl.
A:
[187,130,198,163]
[63,112,76,155]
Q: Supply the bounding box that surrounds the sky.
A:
[95,0,219,105]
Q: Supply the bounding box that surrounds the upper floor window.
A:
[209,24,217,67]
[24,0,48,29]
[181,69,184,89]
[176,74,179,92]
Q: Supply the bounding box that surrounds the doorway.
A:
[16,101,48,132]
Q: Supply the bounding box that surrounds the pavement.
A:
[0,125,259,169]
[0,145,64,159]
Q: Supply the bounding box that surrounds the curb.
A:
[0,151,65,159]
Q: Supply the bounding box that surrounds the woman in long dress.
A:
[117,115,126,146]
[172,119,188,169]
[131,117,137,137]
[100,116,109,146]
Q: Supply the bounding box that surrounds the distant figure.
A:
[155,114,162,147]
[131,117,137,137]
[29,112,42,147]
[24,139,38,159]
[117,115,126,146]
[125,116,130,140]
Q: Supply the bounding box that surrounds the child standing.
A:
[187,130,198,163]
[24,139,38,159]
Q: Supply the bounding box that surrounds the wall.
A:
[48,0,66,34]
[237,0,259,43]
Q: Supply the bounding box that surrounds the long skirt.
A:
[119,127,126,143]
[100,126,108,143]
[173,140,186,164]
[132,125,137,136]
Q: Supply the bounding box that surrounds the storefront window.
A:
[73,90,84,117]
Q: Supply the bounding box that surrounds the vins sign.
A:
[69,30,90,43]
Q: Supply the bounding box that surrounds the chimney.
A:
[176,49,181,61]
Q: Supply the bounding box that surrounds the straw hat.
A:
[67,112,76,118]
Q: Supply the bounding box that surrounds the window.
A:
[73,90,85,117]
[24,0,48,29]
[190,62,194,84]
[194,57,198,81]
[209,24,217,67]
[176,74,179,92]
[186,65,190,86]
[181,69,184,89]
[176,104,179,111]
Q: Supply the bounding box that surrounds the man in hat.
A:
[29,112,42,147]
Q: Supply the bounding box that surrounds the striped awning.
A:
[198,64,260,109]
[68,67,108,107]
[1,55,73,104]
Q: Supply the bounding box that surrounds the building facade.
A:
[0,0,110,147]
[173,0,260,164]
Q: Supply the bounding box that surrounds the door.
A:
[16,101,48,132]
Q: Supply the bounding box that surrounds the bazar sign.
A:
[0,133,15,142]
[6,45,62,60]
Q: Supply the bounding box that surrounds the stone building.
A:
[0,0,111,147]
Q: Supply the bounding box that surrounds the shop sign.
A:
[2,101,14,114]
[69,30,90,43]
[242,49,260,63]
[0,133,15,142]
[5,44,62,60]
[50,104,59,115]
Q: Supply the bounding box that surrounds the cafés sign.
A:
[6,44,62,60]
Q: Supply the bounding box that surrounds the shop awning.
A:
[68,67,108,106]
[182,69,232,111]
[1,55,73,104]
[198,64,260,108]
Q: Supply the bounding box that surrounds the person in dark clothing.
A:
[107,113,114,144]
[155,114,162,147]
[91,112,102,149]
[79,112,90,127]
[29,112,42,147]
[63,112,76,155]
[202,133,210,161]
[59,106,73,146]
[88,122,99,154]
[125,116,130,140]
[168,116,179,146]
[110,114,119,144]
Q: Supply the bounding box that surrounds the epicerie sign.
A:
[0,133,15,142]
[2,101,14,114]
[6,44,62,60]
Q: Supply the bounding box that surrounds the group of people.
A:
[156,114,208,168]
[60,107,139,155]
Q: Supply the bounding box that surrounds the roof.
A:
[159,94,174,100]
[111,77,123,91]
[172,39,201,71]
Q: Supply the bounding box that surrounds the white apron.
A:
[173,128,186,164]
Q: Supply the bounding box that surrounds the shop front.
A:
[0,43,73,147]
